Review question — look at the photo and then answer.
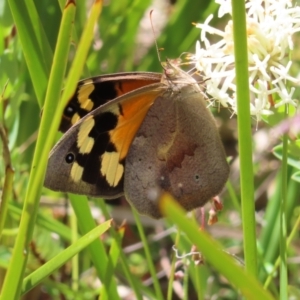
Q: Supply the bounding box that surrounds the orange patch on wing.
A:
[109,90,162,160]
[115,80,161,97]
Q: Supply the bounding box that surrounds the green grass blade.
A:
[99,227,124,300]
[22,220,111,294]
[231,0,257,276]
[98,200,144,300]
[279,108,288,299]
[69,195,120,299]
[132,209,164,300]
[159,193,274,300]
[7,0,50,105]
[70,209,79,292]
[23,0,53,74]
[167,229,181,300]
[0,166,14,239]
[59,0,103,110]
[0,88,14,238]
[264,210,300,289]
[0,2,76,298]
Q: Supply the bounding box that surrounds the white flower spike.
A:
[193,0,300,120]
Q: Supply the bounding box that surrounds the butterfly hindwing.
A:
[124,62,229,218]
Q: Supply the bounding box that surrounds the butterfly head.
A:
[161,59,199,91]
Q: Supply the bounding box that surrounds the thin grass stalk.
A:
[231,0,257,276]
[69,196,120,299]
[132,209,165,300]
[97,201,144,300]
[167,229,180,300]
[58,0,103,109]
[226,180,241,213]
[70,209,79,292]
[99,227,125,300]
[0,102,14,238]
[183,264,189,300]
[279,106,288,299]
[0,167,14,239]
[264,210,300,289]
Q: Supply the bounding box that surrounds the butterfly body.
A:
[45,61,229,218]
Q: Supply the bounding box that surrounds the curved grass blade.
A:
[159,193,274,300]
[22,220,111,294]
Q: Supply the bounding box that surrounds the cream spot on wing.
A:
[80,98,94,111]
[71,162,83,182]
[77,116,95,154]
[101,151,124,187]
[71,113,81,125]
[78,80,95,111]
[78,136,94,154]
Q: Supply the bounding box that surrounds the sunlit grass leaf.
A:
[159,192,274,300]
[22,220,112,294]
[291,170,300,183]
[273,139,300,170]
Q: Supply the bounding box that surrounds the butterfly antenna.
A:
[150,10,163,65]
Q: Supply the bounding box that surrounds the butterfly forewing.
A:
[45,83,163,198]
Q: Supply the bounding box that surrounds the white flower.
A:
[192,0,300,120]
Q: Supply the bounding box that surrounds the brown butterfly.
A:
[44,60,229,219]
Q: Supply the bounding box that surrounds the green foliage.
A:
[0,0,299,299]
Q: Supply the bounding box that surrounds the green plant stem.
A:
[98,201,144,300]
[264,208,300,288]
[0,122,14,239]
[59,0,103,109]
[70,209,79,292]
[0,166,14,239]
[99,226,125,300]
[226,180,241,213]
[167,229,180,300]
[69,195,120,300]
[279,106,288,299]
[0,2,76,299]
[132,209,164,300]
[231,0,257,276]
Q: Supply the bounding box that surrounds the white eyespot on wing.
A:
[147,187,161,202]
